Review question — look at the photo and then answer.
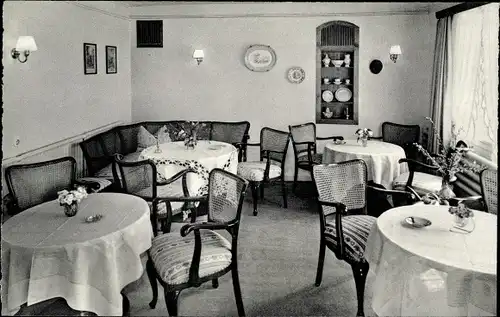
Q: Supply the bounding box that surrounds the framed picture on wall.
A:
[106,45,117,74]
[83,43,97,75]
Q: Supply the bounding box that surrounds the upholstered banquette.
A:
[79,121,250,186]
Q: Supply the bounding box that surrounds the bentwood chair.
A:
[372,122,421,160]
[392,158,442,196]
[4,156,101,216]
[113,156,202,233]
[210,121,251,162]
[237,127,290,216]
[146,169,249,316]
[289,122,344,193]
[312,160,376,317]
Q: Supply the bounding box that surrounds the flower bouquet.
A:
[449,203,474,228]
[413,117,484,199]
[57,186,88,217]
[355,128,373,147]
[178,121,206,149]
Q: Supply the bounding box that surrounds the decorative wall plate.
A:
[287,67,305,84]
[244,45,277,72]
[322,90,334,103]
[335,87,352,102]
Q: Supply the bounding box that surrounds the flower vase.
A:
[453,215,469,228]
[361,138,368,147]
[64,203,78,217]
[438,178,456,200]
[322,54,331,67]
[344,54,351,67]
[154,138,162,153]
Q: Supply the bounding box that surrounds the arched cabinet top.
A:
[317,21,359,47]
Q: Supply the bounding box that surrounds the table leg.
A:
[122,292,130,316]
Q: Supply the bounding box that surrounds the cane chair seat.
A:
[324,215,376,263]
[393,171,442,195]
[150,230,232,290]
[298,153,323,165]
[237,161,282,182]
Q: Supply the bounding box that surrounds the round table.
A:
[322,139,408,189]
[1,193,153,316]
[364,205,497,316]
[139,140,238,195]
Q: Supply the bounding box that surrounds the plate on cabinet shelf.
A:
[322,90,334,102]
[335,87,352,102]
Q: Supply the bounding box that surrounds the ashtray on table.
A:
[84,214,104,223]
[403,216,431,228]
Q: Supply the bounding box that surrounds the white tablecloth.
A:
[139,140,238,195]
[364,205,497,316]
[322,140,408,189]
[1,193,153,316]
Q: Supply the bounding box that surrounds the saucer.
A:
[403,216,431,228]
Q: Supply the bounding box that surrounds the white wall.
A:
[2,1,132,160]
[131,12,436,180]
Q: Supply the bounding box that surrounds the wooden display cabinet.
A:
[316,21,359,125]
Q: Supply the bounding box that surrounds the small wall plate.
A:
[287,67,305,84]
[369,59,383,74]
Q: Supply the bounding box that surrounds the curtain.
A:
[448,3,499,162]
[429,16,452,154]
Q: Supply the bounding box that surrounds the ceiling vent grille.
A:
[136,20,163,48]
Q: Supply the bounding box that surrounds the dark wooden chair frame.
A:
[113,156,201,233]
[144,168,249,316]
[366,182,420,217]
[242,127,290,216]
[4,156,101,216]
[209,120,251,162]
[312,159,371,317]
[288,122,344,193]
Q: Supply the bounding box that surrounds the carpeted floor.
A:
[17,183,376,316]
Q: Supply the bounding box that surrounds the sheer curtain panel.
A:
[448,3,499,162]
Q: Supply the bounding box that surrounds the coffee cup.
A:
[323,78,330,84]
[334,78,341,84]
[345,79,351,84]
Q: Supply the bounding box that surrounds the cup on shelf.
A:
[323,78,330,84]
[345,79,351,84]
[334,78,341,85]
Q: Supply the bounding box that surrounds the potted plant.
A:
[57,186,88,217]
[355,128,373,147]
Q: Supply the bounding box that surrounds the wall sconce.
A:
[11,36,38,63]
[389,45,402,63]
[192,49,204,65]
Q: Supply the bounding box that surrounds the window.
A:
[446,3,499,163]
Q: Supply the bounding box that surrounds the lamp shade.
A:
[16,36,37,51]
[390,45,402,55]
[193,49,204,59]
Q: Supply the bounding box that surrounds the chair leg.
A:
[164,291,179,316]
[146,258,159,309]
[212,278,219,289]
[281,177,288,208]
[121,292,130,316]
[351,262,369,317]
[293,165,299,193]
[250,182,259,216]
[315,240,326,287]
[260,184,264,201]
[231,264,245,316]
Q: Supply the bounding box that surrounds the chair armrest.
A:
[245,142,261,147]
[317,136,344,141]
[75,177,112,193]
[180,220,237,237]
[156,168,198,186]
[317,200,347,260]
[399,158,439,171]
[293,141,315,145]
[370,136,383,140]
